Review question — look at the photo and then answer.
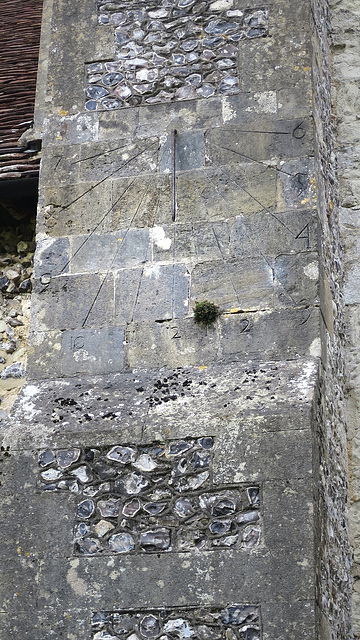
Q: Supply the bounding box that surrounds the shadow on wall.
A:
[0,183,36,415]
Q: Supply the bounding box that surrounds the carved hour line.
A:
[196,172,245,307]
[217,144,297,178]
[60,139,158,211]
[202,167,300,308]
[59,177,137,275]
[82,185,149,328]
[129,194,161,323]
[218,165,295,235]
[295,223,311,249]
[70,141,131,165]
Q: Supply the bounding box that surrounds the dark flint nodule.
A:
[91,611,109,628]
[236,510,259,525]
[209,519,232,534]
[140,529,171,551]
[168,440,192,456]
[190,451,210,469]
[247,487,260,505]
[122,498,141,517]
[93,461,117,480]
[109,532,135,553]
[174,497,194,518]
[75,522,89,537]
[107,445,137,464]
[143,502,167,515]
[199,437,213,449]
[221,605,258,626]
[56,448,80,469]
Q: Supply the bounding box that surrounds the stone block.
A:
[206,118,313,167]
[137,97,222,139]
[213,426,312,483]
[262,478,314,548]
[111,163,277,230]
[42,113,99,146]
[98,107,139,141]
[190,258,274,311]
[220,308,320,362]
[70,229,150,273]
[237,0,312,93]
[159,130,205,173]
[61,327,125,376]
[262,600,316,640]
[114,268,144,325]
[110,175,172,230]
[31,274,114,331]
[40,143,80,187]
[278,86,313,119]
[126,317,219,370]
[26,330,63,381]
[33,236,70,278]
[6,375,147,450]
[277,157,316,212]
[40,181,112,237]
[78,138,159,182]
[227,209,317,257]
[140,359,317,441]
[221,91,279,126]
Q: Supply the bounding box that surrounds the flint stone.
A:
[38,450,56,467]
[107,445,137,464]
[75,537,102,554]
[98,498,121,517]
[77,499,95,519]
[109,533,135,553]
[140,528,171,550]
[139,614,161,638]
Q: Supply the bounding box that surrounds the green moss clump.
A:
[193,300,219,325]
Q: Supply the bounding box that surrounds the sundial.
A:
[33,0,316,375]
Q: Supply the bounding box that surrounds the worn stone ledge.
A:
[2,357,318,450]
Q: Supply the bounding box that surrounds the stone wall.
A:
[0,218,34,414]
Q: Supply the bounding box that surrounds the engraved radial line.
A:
[59,177,137,275]
[82,185,149,328]
[61,140,158,210]
[205,166,300,308]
